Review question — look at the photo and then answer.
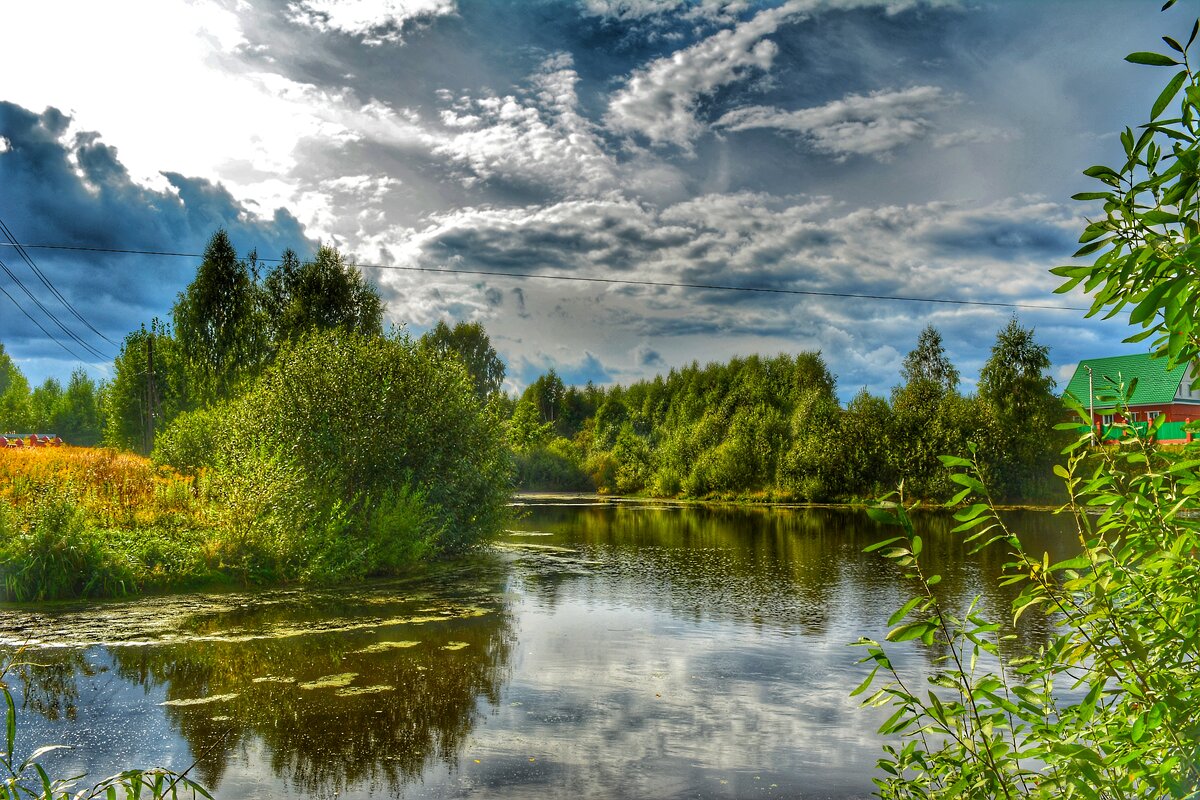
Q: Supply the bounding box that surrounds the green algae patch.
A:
[354,640,421,654]
[494,542,577,554]
[440,642,470,651]
[252,675,297,684]
[335,685,395,697]
[298,673,358,690]
[160,693,239,707]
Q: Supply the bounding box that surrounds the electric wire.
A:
[0,218,120,347]
[0,255,110,360]
[0,241,1090,313]
[0,266,88,362]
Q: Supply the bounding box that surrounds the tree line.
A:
[507,319,1067,504]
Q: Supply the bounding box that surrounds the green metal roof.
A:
[1063,353,1189,410]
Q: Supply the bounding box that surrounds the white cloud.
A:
[605,1,799,147]
[430,55,619,193]
[603,0,945,149]
[580,0,751,22]
[717,85,957,159]
[286,0,456,45]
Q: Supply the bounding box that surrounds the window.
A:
[1127,411,1139,422]
[1148,410,1162,421]
[1102,414,1114,427]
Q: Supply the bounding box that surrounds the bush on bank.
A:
[159,329,514,583]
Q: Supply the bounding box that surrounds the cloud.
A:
[602,0,946,150]
[286,0,457,45]
[605,1,799,147]
[431,55,618,194]
[717,86,957,159]
[580,0,751,22]
[0,101,312,366]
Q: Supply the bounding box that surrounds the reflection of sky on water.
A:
[0,505,1076,799]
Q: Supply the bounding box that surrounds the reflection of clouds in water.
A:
[413,599,887,799]
[1,507,1076,799]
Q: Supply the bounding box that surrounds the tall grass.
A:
[0,448,216,601]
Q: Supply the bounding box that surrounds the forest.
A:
[509,319,1067,504]
[1,229,1068,516]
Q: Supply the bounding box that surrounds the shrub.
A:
[209,330,513,575]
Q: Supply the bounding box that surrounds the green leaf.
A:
[1153,70,1190,120]
[1126,51,1181,66]
[1082,165,1120,180]
[864,536,903,553]
[1070,192,1112,201]
[888,596,923,626]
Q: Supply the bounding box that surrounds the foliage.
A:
[263,245,384,344]
[0,656,210,799]
[857,420,1200,798]
[1051,5,1200,372]
[0,492,134,602]
[977,318,1068,501]
[512,436,592,491]
[862,9,1200,797]
[899,325,959,395]
[172,230,266,405]
[512,338,1062,503]
[419,320,505,401]
[193,329,513,578]
[0,344,33,433]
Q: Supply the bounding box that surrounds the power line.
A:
[0,256,110,361]
[0,240,1090,313]
[0,268,88,362]
[0,218,120,347]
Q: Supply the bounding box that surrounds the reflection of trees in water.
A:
[7,648,92,721]
[517,505,875,635]
[10,562,517,798]
[517,504,1077,660]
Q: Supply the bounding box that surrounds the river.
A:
[0,500,1076,799]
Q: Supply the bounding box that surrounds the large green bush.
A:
[160,330,513,581]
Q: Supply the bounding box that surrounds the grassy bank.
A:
[0,446,234,601]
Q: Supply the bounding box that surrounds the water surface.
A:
[0,501,1076,799]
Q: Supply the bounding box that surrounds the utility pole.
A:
[145,332,160,454]
[1085,364,1095,444]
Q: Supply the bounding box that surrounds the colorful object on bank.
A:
[1063,353,1200,442]
[0,433,64,447]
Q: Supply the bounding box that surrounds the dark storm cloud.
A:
[0,102,312,369]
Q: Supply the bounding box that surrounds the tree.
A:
[891,326,972,500]
[29,377,63,432]
[264,245,384,344]
[861,9,1200,796]
[522,369,566,426]
[899,325,959,394]
[172,230,266,405]
[977,317,1063,500]
[418,320,505,401]
[56,368,103,446]
[0,344,32,432]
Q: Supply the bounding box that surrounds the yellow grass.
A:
[0,447,198,524]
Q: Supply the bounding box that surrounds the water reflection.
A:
[5,555,515,797]
[0,504,1078,799]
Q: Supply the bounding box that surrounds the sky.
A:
[0,0,1187,399]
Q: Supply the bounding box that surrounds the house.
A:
[1063,353,1200,442]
